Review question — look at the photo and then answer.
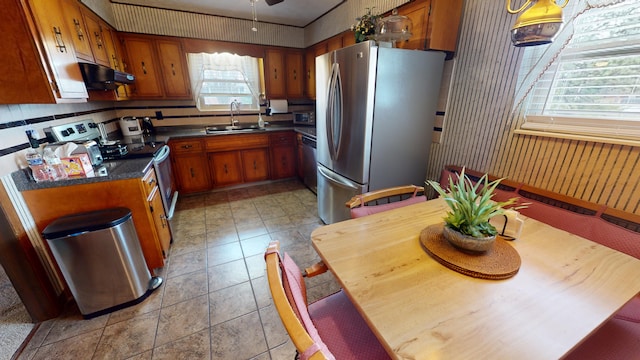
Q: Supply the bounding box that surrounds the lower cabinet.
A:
[170,131,298,192]
[209,151,243,186]
[270,132,297,179]
[21,167,170,272]
[241,148,270,182]
[148,186,171,257]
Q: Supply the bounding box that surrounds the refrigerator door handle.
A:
[327,63,343,161]
[318,166,361,191]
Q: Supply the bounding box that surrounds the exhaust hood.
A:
[78,62,135,90]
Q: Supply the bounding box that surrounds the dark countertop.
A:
[12,158,154,192]
[13,123,316,192]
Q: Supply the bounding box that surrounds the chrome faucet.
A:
[230,100,241,127]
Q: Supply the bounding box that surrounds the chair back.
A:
[265,242,335,360]
[346,185,426,218]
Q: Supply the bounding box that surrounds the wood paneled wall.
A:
[426,0,640,214]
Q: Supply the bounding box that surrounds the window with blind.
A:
[521,1,640,140]
[188,53,265,112]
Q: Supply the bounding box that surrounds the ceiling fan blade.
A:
[265,0,284,5]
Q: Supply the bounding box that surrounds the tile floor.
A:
[17,179,340,360]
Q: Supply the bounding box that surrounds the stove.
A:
[99,141,165,160]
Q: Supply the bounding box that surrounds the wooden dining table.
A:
[310,198,640,360]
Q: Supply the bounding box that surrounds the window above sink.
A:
[188,52,266,112]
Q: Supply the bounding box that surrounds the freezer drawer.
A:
[318,165,366,224]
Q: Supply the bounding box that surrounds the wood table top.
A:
[310,198,640,360]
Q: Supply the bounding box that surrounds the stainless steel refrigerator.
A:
[316,41,445,224]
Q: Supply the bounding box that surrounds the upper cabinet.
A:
[0,0,88,104]
[120,33,192,100]
[81,9,110,67]
[60,0,93,63]
[265,48,304,100]
[395,0,463,53]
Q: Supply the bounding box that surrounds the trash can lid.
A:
[42,207,132,240]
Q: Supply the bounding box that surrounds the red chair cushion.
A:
[350,195,426,218]
[615,295,640,323]
[281,253,334,359]
[564,317,640,359]
[309,289,391,360]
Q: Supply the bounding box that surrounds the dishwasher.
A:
[301,134,317,194]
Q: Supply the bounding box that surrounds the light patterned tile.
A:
[235,219,268,240]
[167,250,207,278]
[93,310,159,360]
[245,253,267,280]
[155,295,209,347]
[209,282,256,326]
[210,311,267,360]
[270,340,297,360]
[169,232,206,257]
[259,304,288,348]
[42,310,108,345]
[162,270,208,307]
[151,329,210,360]
[207,242,243,267]
[207,259,249,292]
[107,285,164,325]
[251,276,272,309]
[31,328,102,360]
[240,234,272,257]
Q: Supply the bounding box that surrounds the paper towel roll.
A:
[269,99,288,114]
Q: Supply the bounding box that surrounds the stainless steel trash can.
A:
[43,207,162,319]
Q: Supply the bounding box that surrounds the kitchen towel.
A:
[270,99,288,113]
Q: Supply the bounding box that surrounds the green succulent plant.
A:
[426,168,521,238]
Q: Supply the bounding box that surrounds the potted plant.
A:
[426,168,521,252]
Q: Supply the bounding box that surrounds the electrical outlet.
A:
[25,129,40,148]
[155,111,163,120]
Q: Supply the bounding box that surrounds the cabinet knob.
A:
[181,144,192,149]
[73,19,84,40]
[274,68,278,80]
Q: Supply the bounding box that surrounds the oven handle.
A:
[153,145,171,163]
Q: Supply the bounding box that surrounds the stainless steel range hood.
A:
[78,62,135,90]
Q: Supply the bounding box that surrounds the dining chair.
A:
[345,185,426,218]
[264,241,390,360]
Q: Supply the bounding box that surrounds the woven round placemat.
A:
[419,224,521,280]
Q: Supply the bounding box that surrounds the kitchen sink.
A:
[205,125,266,134]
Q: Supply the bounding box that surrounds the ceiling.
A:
[110,0,345,27]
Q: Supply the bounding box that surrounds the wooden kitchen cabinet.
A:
[60,0,94,63]
[121,33,191,99]
[395,0,463,53]
[285,50,304,98]
[170,138,211,193]
[304,43,328,99]
[20,167,170,272]
[155,38,192,98]
[270,131,297,179]
[241,148,270,182]
[209,151,243,186]
[148,186,171,257]
[296,133,304,179]
[81,8,110,67]
[1,0,88,104]
[265,48,305,99]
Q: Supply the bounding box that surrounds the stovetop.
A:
[100,141,166,160]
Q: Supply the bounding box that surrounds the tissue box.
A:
[61,154,94,178]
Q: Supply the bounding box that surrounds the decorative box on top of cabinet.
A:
[1,0,88,104]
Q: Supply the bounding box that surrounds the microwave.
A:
[293,112,315,125]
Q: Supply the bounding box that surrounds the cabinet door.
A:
[155,39,191,99]
[27,0,88,100]
[101,26,130,100]
[296,133,304,179]
[242,148,269,182]
[172,153,211,192]
[122,35,164,98]
[209,151,243,186]
[82,10,110,67]
[327,36,343,52]
[285,51,304,98]
[60,0,93,63]
[265,49,286,99]
[148,186,171,258]
[304,49,315,99]
[271,145,296,179]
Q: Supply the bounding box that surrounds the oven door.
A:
[153,145,178,220]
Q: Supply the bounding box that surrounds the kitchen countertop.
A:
[13,123,316,192]
[12,158,154,192]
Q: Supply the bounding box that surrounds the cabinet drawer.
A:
[206,133,268,152]
[269,131,296,146]
[170,139,204,154]
[141,168,158,196]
